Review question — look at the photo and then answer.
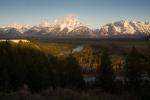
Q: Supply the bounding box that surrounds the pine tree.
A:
[0,41,54,92]
[61,54,85,89]
[124,47,144,91]
[96,50,114,91]
[69,55,85,88]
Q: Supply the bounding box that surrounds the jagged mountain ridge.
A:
[23,16,93,37]
[100,20,150,36]
[0,17,150,38]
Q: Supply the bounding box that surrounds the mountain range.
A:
[0,16,150,38]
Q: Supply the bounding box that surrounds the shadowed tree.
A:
[0,41,54,92]
[96,50,115,92]
[139,47,150,100]
[124,47,144,91]
[64,54,85,89]
[55,54,85,89]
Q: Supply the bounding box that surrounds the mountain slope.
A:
[23,16,93,37]
[99,20,150,37]
[0,19,150,38]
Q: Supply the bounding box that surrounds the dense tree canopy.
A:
[96,50,115,91]
[0,41,84,92]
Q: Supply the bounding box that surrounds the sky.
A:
[0,0,150,28]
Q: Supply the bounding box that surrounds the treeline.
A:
[73,47,100,74]
[95,47,150,99]
[0,41,84,92]
[0,41,150,99]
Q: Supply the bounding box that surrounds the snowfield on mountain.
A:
[0,16,150,38]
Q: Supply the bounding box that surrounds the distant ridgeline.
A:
[0,17,150,38]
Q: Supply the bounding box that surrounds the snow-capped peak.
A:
[1,23,31,33]
[58,16,82,32]
[1,18,150,38]
[100,20,150,36]
[39,19,51,27]
[36,16,82,33]
[5,23,30,28]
